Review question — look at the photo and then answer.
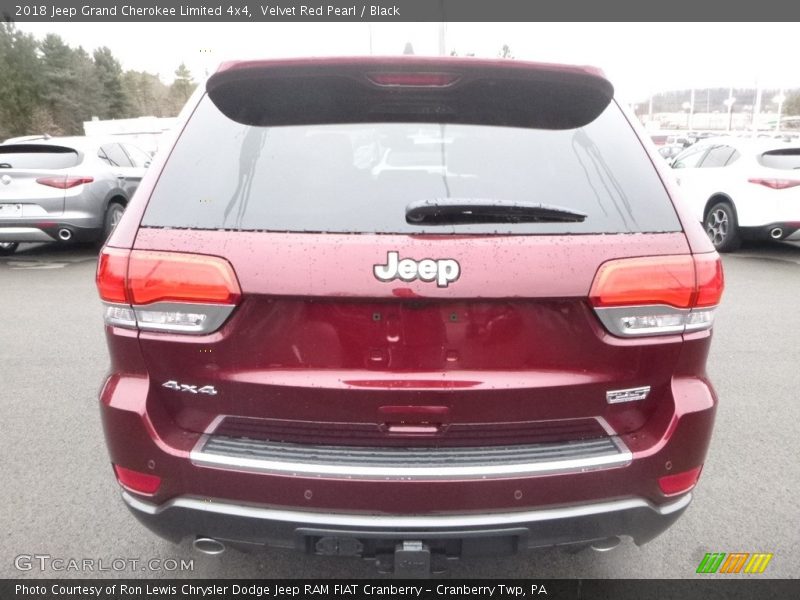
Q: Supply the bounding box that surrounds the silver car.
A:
[0,137,150,255]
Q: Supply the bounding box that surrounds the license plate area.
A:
[298,527,524,558]
[0,203,23,218]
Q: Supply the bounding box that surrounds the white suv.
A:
[671,136,800,251]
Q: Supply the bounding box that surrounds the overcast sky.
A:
[16,22,800,103]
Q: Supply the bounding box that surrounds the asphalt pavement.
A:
[1,241,798,579]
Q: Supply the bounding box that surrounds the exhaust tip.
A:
[57,228,73,241]
[770,227,784,240]
[590,536,621,552]
[193,537,225,555]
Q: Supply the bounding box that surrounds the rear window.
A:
[0,145,79,169]
[759,148,800,170]
[142,96,681,235]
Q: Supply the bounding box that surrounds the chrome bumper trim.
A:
[123,491,691,529]
[190,425,632,481]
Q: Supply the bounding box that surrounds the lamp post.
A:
[723,96,736,132]
[682,101,691,130]
[773,92,786,132]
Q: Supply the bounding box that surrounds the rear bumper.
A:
[122,491,691,553]
[0,215,103,242]
[100,370,716,554]
[740,222,800,241]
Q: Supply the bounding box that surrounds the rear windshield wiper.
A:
[405,199,587,225]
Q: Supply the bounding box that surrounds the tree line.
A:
[0,22,197,140]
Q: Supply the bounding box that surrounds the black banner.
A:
[1,580,798,600]
[2,0,800,22]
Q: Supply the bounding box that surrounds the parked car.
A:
[2,134,53,144]
[0,136,150,255]
[95,57,723,576]
[671,136,800,251]
[665,134,692,148]
[657,143,685,163]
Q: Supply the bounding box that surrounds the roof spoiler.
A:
[206,57,614,130]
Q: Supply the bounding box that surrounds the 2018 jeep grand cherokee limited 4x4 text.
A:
[96,57,723,576]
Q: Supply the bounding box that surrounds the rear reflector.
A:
[590,254,724,337]
[96,249,241,334]
[36,176,94,189]
[748,177,800,190]
[113,465,161,495]
[659,466,702,496]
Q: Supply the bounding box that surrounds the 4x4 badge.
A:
[373,251,460,288]
[162,380,217,395]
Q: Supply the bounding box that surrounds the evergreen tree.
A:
[122,70,172,117]
[783,91,800,117]
[93,46,129,119]
[0,23,43,138]
[169,62,196,110]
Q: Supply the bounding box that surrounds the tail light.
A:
[96,248,241,334]
[590,253,724,337]
[36,176,94,189]
[113,465,161,495]
[748,177,800,190]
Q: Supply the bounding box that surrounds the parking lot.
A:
[1,241,798,579]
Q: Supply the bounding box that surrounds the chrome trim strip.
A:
[191,447,632,479]
[593,416,617,436]
[190,414,631,480]
[122,491,692,527]
[189,435,632,481]
[203,414,227,435]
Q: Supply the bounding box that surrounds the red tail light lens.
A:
[658,465,703,496]
[96,248,241,334]
[590,255,696,309]
[96,247,130,303]
[693,252,725,307]
[748,177,800,190]
[590,254,724,337]
[367,72,460,87]
[36,176,94,189]
[127,251,240,305]
[113,465,161,495]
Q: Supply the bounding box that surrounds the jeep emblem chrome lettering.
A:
[373,251,460,288]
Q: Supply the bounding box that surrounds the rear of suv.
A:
[96,57,723,575]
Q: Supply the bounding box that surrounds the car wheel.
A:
[103,202,126,241]
[704,202,741,252]
[0,241,19,256]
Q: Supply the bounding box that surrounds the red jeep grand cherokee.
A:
[96,57,723,575]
